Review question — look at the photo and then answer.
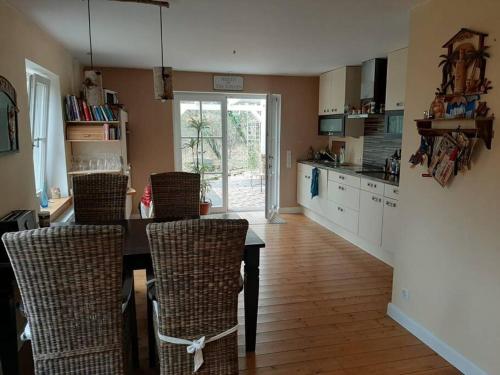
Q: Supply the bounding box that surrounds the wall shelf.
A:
[66,139,121,143]
[67,169,122,176]
[66,121,120,125]
[415,117,494,149]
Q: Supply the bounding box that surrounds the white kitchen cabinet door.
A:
[331,203,359,234]
[297,165,311,208]
[385,48,408,111]
[312,168,329,215]
[327,181,360,211]
[318,72,332,115]
[330,68,347,114]
[359,190,384,246]
[382,198,399,253]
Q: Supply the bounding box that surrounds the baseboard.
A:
[387,303,488,375]
[302,207,394,267]
[278,206,303,214]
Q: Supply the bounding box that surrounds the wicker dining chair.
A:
[147,219,249,374]
[1,225,129,375]
[150,172,200,220]
[73,173,128,224]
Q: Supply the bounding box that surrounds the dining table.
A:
[0,213,265,375]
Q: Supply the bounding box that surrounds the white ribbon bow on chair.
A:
[154,300,238,372]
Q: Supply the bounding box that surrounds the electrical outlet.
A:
[401,288,410,300]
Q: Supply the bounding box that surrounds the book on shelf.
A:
[65,95,118,122]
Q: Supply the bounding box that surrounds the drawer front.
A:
[360,178,384,195]
[67,126,105,141]
[328,171,360,189]
[327,181,360,211]
[332,203,359,234]
[384,184,400,200]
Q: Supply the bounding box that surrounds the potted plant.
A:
[184,116,213,215]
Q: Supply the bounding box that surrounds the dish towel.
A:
[311,167,319,198]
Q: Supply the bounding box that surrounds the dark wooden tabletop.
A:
[123,216,265,257]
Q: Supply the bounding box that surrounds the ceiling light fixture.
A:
[153,4,173,101]
[83,0,104,106]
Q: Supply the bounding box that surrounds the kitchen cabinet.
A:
[385,48,408,111]
[327,181,360,211]
[328,170,361,189]
[318,66,361,116]
[297,163,311,208]
[382,197,399,253]
[297,164,328,214]
[358,190,384,246]
[297,162,399,262]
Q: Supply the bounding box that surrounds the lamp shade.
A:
[153,67,173,101]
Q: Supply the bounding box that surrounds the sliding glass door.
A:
[174,92,272,214]
[175,94,227,212]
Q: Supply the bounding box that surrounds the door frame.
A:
[173,91,275,213]
[265,94,281,219]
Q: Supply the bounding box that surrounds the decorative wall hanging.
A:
[153,5,173,101]
[410,28,494,187]
[0,76,19,155]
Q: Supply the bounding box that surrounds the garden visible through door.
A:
[174,93,270,213]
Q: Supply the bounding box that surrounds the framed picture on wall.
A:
[104,89,119,105]
[0,76,19,155]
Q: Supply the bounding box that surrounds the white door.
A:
[173,93,227,212]
[174,93,273,214]
[265,94,281,220]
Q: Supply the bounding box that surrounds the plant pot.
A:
[200,201,211,215]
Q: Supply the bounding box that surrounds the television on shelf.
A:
[0,76,19,155]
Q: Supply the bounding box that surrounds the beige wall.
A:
[0,0,79,218]
[99,68,326,210]
[393,0,500,373]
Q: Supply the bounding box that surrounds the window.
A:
[28,74,51,194]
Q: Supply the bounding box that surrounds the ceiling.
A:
[11,0,422,75]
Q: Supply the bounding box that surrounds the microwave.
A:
[318,114,345,136]
[318,114,364,137]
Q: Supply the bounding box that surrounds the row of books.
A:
[103,124,122,140]
[65,95,117,122]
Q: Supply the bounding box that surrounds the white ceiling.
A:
[11,0,421,75]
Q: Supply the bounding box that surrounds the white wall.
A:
[0,0,78,217]
[392,0,500,373]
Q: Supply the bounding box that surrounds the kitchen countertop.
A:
[298,160,400,187]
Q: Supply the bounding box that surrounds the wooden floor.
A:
[134,214,461,374]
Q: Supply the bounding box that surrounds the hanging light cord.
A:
[160,5,164,68]
[87,0,94,69]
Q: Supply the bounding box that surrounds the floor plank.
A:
[133,213,461,374]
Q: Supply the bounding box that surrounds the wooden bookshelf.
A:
[66,121,120,126]
[67,169,122,176]
[66,140,121,143]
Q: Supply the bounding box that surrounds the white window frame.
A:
[28,73,51,195]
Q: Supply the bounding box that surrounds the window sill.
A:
[41,197,73,221]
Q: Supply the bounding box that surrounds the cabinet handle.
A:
[339,176,345,180]
[337,207,344,212]
[386,201,397,208]
[338,186,345,191]
[393,189,399,195]
[372,196,382,203]
[397,101,404,107]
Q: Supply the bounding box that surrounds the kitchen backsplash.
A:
[362,116,402,168]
